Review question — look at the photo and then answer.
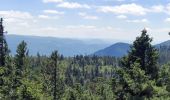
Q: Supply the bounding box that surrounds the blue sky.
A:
[0,0,170,43]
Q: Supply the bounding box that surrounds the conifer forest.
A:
[0,1,170,100]
[1,16,170,100]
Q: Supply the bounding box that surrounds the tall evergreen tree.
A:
[0,18,11,98]
[121,29,159,79]
[12,41,29,99]
[51,51,58,100]
[115,29,159,99]
[50,50,64,100]
[15,41,28,71]
[0,18,5,66]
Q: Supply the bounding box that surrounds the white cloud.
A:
[150,5,165,13]
[98,3,170,16]
[38,14,59,19]
[43,0,63,3]
[0,10,34,29]
[38,15,50,19]
[57,2,91,9]
[0,10,33,19]
[2,3,170,42]
[165,18,170,22]
[78,12,98,20]
[66,25,96,29]
[149,3,170,14]
[116,15,127,19]
[98,3,147,15]
[43,10,64,15]
[126,18,148,23]
[0,10,38,33]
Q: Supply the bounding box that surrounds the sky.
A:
[0,0,170,43]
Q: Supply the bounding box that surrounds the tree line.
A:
[1,25,170,99]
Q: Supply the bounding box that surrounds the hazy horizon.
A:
[5,33,168,45]
[0,0,170,43]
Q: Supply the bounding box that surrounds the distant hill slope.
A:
[5,35,110,56]
[94,42,130,57]
[155,40,170,47]
[94,40,170,57]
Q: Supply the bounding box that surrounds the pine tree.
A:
[14,41,28,86]
[115,29,159,99]
[0,18,10,85]
[51,51,58,100]
[50,50,64,100]
[12,41,29,99]
[0,18,12,98]
[0,18,5,66]
[121,29,159,79]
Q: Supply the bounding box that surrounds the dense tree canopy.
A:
[0,21,170,99]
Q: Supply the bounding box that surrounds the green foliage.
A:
[121,30,159,79]
[114,30,168,99]
[1,28,170,100]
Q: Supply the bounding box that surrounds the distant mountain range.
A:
[5,35,170,57]
[5,35,110,56]
[94,40,170,57]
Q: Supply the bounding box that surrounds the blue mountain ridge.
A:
[94,40,170,57]
[5,35,110,56]
[5,35,170,57]
[94,42,130,57]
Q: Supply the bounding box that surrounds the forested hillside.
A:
[1,20,170,99]
[94,42,130,57]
